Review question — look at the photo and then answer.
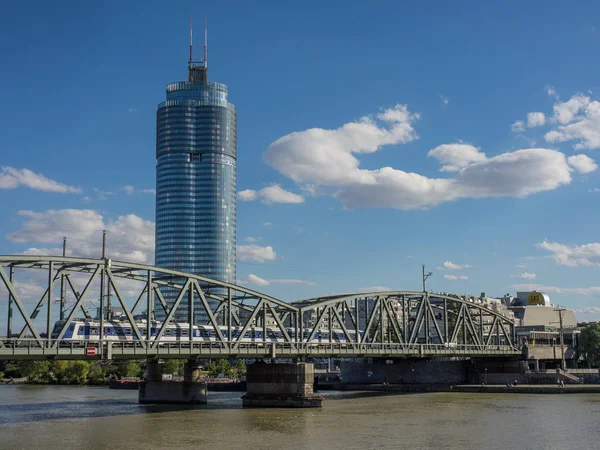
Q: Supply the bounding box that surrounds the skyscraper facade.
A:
[155,47,236,324]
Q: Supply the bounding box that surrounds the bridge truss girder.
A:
[292,291,518,350]
[0,256,519,359]
[0,256,298,352]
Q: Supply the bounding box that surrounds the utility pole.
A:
[60,237,67,320]
[101,230,112,320]
[554,306,566,371]
[422,265,432,292]
[100,230,106,350]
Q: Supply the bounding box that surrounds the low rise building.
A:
[498,291,579,370]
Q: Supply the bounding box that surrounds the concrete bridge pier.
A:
[139,359,207,404]
[242,362,323,408]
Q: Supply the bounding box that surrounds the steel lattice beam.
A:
[0,256,520,360]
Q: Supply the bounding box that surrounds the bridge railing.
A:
[0,338,521,360]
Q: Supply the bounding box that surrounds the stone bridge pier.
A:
[242,362,323,408]
[139,359,207,404]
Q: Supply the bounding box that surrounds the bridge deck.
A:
[0,340,521,360]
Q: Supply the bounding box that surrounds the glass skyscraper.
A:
[155,55,236,324]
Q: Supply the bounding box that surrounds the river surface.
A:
[0,385,599,449]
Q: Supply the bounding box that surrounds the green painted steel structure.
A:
[0,256,521,360]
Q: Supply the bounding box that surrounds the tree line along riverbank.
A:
[0,359,246,385]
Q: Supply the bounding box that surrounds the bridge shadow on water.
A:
[0,390,420,426]
[0,394,244,426]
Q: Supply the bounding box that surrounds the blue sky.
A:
[1,0,600,325]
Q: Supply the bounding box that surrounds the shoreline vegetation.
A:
[0,359,246,386]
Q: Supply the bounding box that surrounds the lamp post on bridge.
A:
[422,265,433,292]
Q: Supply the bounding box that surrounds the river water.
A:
[0,385,599,450]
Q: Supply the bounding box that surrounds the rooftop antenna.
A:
[189,14,193,66]
[204,16,208,67]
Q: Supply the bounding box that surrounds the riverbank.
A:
[451,384,600,394]
[316,381,600,394]
[317,382,453,392]
[1,378,106,386]
[0,378,27,385]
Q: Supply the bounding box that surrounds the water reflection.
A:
[0,386,599,450]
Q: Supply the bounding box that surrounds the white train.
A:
[51,319,360,343]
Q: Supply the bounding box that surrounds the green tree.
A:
[51,360,69,383]
[162,359,185,375]
[63,361,90,384]
[87,362,107,384]
[0,361,21,378]
[231,360,246,378]
[114,360,143,378]
[579,322,600,367]
[206,359,234,378]
[19,361,51,383]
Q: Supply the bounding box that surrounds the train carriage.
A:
[51,319,357,344]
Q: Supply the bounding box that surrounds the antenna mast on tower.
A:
[187,15,208,83]
[204,16,208,67]
[189,15,193,66]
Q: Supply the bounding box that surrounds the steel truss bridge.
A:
[0,256,520,360]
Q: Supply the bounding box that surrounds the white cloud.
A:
[121,186,155,195]
[576,306,600,315]
[93,187,115,201]
[589,188,600,193]
[246,274,270,286]
[237,245,276,262]
[552,93,590,125]
[0,167,81,194]
[245,236,261,243]
[337,148,572,210]
[20,247,66,256]
[242,274,315,287]
[513,272,537,280]
[567,155,598,174]
[516,263,528,269]
[238,184,304,204]
[128,108,138,113]
[545,85,559,100]
[511,120,525,133]
[237,190,257,201]
[511,283,600,296]
[438,94,449,106]
[0,279,46,300]
[270,278,316,286]
[263,222,273,228]
[537,240,600,268]
[7,209,155,264]
[444,275,468,281]
[452,149,571,198]
[265,104,419,187]
[428,144,486,172]
[443,261,472,270]
[263,105,574,210]
[527,112,546,128]
[545,94,600,150]
[359,286,393,292]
